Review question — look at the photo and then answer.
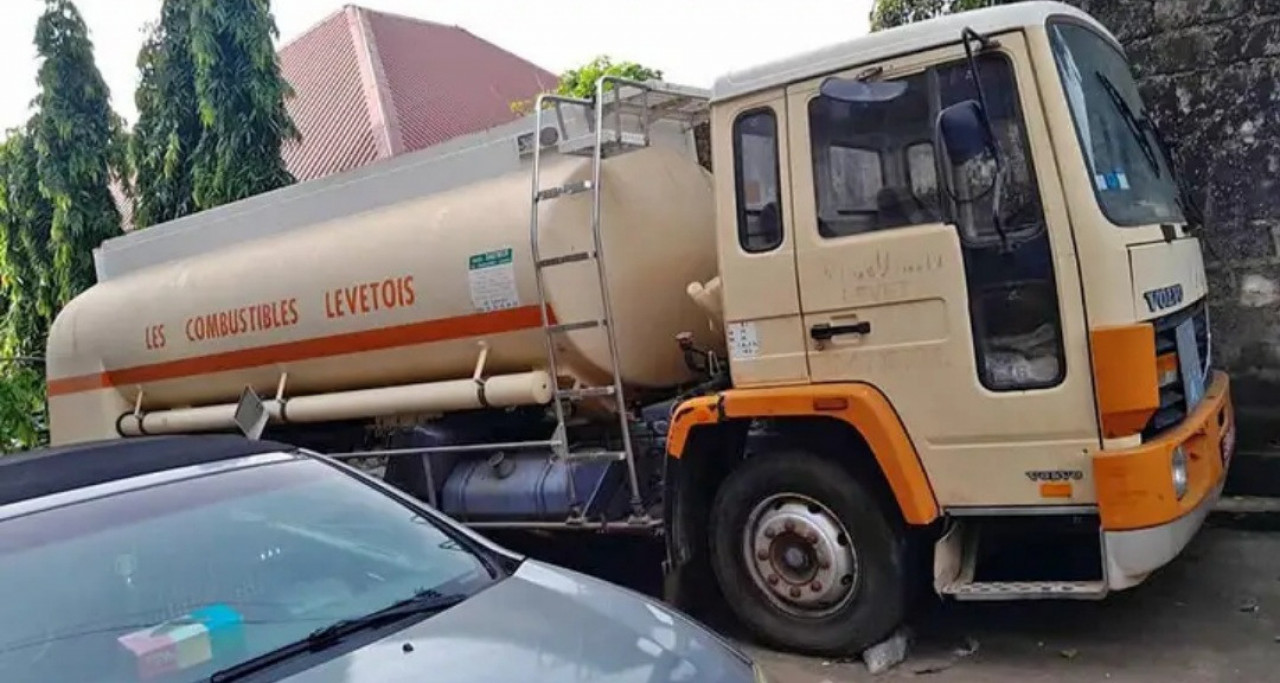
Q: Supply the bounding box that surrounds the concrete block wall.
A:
[1067,0,1280,491]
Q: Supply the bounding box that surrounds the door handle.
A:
[810,321,871,341]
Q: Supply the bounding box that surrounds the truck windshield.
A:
[1048,21,1185,227]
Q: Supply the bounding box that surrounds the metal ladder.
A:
[528,76,710,524]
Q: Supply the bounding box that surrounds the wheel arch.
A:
[665,383,940,526]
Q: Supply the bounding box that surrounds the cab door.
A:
[786,33,1099,507]
[713,91,809,387]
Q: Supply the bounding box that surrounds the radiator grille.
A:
[1144,299,1210,439]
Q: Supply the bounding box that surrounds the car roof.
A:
[0,435,297,506]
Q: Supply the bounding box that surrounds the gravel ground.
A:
[495,512,1280,682]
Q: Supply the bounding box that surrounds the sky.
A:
[0,0,874,131]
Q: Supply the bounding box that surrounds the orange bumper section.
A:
[1093,371,1235,531]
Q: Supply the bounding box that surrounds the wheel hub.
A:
[744,494,858,616]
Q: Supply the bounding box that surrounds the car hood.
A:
[281,559,756,683]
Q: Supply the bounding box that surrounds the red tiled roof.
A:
[362,10,558,154]
[278,5,558,182]
[277,6,383,182]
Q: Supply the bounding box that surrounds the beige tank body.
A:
[47,145,721,442]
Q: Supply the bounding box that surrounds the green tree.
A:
[870,0,1006,31]
[511,55,663,115]
[32,0,123,306]
[189,0,299,210]
[556,55,663,99]
[0,128,54,454]
[0,126,56,360]
[0,360,46,454]
[130,0,201,228]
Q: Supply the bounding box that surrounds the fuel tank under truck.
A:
[45,144,723,445]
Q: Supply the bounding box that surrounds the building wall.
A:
[1069,0,1280,458]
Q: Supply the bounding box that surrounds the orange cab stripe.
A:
[47,305,554,397]
[666,383,940,525]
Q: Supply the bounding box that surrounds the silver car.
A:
[0,435,766,683]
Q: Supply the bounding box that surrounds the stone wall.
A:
[1068,0,1280,471]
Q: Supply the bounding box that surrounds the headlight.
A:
[1171,446,1189,500]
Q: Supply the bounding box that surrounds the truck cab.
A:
[664,0,1233,655]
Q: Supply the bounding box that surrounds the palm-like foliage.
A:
[189,0,299,210]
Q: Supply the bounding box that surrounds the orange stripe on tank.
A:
[47,305,555,397]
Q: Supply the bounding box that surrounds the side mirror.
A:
[937,99,1009,248]
[938,100,995,164]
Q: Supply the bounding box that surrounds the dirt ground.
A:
[499,512,1280,682]
[753,515,1280,682]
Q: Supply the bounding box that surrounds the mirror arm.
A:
[961,27,1011,252]
[961,27,1001,165]
[962,26,995,50]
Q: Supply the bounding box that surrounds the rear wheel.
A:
[707,449,906,655]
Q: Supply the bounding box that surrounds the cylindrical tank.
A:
[46,145,722,444]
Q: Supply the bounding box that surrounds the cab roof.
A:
[710,1,1113,103]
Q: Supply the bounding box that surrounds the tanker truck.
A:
[45,1,1234,656]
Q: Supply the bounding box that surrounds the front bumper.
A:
[1093,371,1234,589]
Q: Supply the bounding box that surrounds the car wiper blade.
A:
[304,590,466,644]
[208,590,467,682]
[1095,71,1161,177]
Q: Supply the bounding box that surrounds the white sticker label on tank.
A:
[468,248,520,312]
[727,321,761,360]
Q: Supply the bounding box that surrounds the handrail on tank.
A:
[592,74,647,520]
[520,78,707,525]
[530,90,578,467]
[595,77,711,130]
[599,75,650,147]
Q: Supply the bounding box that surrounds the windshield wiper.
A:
[208,590,467,682]
[1095,71,1161,177]
[1146,117,1209,232]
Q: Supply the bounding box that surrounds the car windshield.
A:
[1048,21,1186,227]
[0,455,495,683]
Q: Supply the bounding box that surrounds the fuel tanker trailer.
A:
[46,3,1238,659]
[48,126,719,436]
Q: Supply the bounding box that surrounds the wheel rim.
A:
[741,492,859,618]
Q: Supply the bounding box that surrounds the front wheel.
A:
[707,450,907,656]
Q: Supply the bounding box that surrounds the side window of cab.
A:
[733,108,784,252]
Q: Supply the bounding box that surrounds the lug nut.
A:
[819,559,831,570]
[756,549,769,561]
[810,581,823,592]
[805,531,819,544]
[764,527,777,539]
[789,587,802,598]
[784,520,796,532]
[767,574,780,586]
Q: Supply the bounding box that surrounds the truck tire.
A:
[707,449,906,655]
